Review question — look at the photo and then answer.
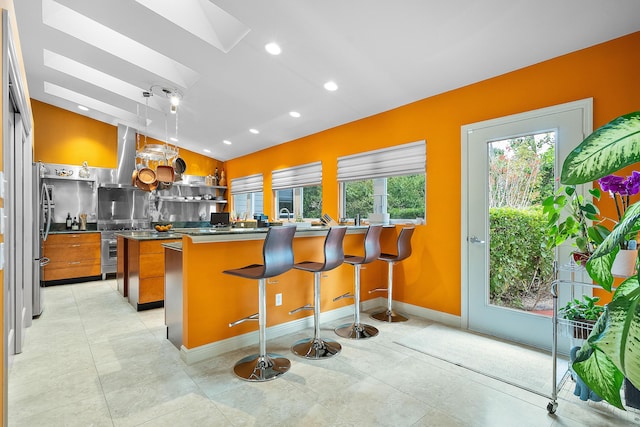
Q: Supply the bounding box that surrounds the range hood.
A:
[99,124,137,188]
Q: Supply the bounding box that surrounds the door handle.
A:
[469,236,485,244]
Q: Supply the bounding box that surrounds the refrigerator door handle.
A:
[41,182,51,241]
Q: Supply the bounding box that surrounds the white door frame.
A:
[460,98,593,331]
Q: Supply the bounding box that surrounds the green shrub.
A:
[388,207,425,219]
[489,206,554,307]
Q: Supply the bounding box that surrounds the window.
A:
[272,162,322,220]
[339,141,425,223]
[230,173,263,220]
[232,192,264,219]
[275,186,322,219]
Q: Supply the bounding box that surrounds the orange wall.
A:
[227,32,640,317]
[32,100,117,167]
[31,100,224,174]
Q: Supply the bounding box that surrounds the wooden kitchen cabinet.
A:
[127,238,175,310]
[42,232,101,282]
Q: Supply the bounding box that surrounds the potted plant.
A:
[542,185,608,264]
[560,295,604,339]
[597,172,640,277]
[560,110,640,409]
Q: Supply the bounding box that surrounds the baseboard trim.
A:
[180,304,355,365]
[179,298,460,365]
[390,299,461,328]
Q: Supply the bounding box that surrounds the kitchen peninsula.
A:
[161,225,398,364]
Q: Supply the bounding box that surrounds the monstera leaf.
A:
[573,276,640,409]
[561,111,640,185]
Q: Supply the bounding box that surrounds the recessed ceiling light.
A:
[223,140,232,145]
[249,128,259,134]
[78,105,89,111]
[324,81,338,91]
[289,111,301,118]
[265,42,282,55]
[169,137,178,142]
[203,148,211,153]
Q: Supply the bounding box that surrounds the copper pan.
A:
[138,167,156,184]
[156,165,175,183]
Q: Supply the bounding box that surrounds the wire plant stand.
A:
[548,259,615,414]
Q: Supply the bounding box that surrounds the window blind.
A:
[272,161,322,190]
[230,173,263,195]
[337,140,426,182]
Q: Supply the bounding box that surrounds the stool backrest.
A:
[262,226,296,278]
[321,226,347,271]
[362,224,383,264]
[395,227,415,262]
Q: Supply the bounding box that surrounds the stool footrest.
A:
[368,287,388,294]
[288,304,312,315]
[333,292,353,302]
[229,312,259,327]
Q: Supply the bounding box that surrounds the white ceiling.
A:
[14,0,640,161]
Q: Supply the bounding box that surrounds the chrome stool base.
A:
[371,309,408,323]
[233,353,291,382]
[291,337,341,359]
[334,322,379,339]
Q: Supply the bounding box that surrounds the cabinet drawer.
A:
[43,259,101,281]
[46,233,100,245]
[139,277,164,304]
[44,243,100,262]
[140,253,165,279]
[140,239,173,254]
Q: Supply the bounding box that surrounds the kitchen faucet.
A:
[279,207,291,222]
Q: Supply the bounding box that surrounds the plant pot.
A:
[572,319,596,340]
[572,252,590,266]
[625,378,640,410]
[611,249,638,277]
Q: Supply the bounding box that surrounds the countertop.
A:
[48,230,100,235]
[115,224,397,242]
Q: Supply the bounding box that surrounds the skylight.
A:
[42,0,199,88]
[43,50,164,111]
[135,0,250,53]
[44,81,143,126]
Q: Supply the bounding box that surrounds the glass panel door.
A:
[463,100,591,350]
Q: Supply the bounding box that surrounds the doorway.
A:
[461,99,593,350]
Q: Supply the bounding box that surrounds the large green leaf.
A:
[592,287,640,386]
[614,274,640,300]
[574,283,640,409]
[573,342,625,409]
[586,250,616,291]
[561,111,640,185]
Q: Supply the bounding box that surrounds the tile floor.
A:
[8,279,640,426]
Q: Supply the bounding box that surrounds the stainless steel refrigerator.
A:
[32,163,52,317]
